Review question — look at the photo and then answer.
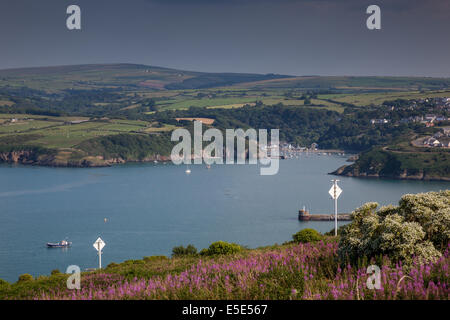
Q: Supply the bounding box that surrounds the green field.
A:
[130,88,347,112]
[234,76,450,91]
[0,115,167,149]
[319,90,450,106]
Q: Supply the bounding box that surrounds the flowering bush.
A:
[339,191,449,266]
[29,241,448,300]
[397,190,450,251]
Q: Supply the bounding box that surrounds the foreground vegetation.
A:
[1,191,448,300]
[1,241,447,300]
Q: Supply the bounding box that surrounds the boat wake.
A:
[0,179,97,198]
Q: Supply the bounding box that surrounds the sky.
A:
[0,0,449,77]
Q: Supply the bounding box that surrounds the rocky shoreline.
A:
[2,150,450,182]
[0,150,172,168]
[331,164,450,182]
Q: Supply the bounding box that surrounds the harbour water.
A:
[0,154,448,282]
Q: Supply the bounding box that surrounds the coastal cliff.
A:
[0,133,174,167]
[0,149,171,168]
[331,148,450,181]
[331,164,450,181]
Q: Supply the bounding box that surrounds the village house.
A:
[438,137,450,148]
[433,132,443,139]
[424,137,439,146]
[423,136,450,148]
[370,119,389,124]
[443,127,450,135]
[400,116,423,123]
[64,119,89,125]
[310,142,318,150]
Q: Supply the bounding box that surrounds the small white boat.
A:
[185,169,191,174]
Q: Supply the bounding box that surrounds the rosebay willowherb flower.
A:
[34,242,449,300]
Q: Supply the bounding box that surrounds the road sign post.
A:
[93,237,105,269]
[329,180,342,236]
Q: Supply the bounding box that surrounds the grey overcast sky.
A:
[0,0,449,76]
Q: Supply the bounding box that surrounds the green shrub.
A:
[0,279,9,288]
[106,262,119,268]
[172,245,198,257]
[201,241,242,256]
[50,269,61,275]
[292,228,322,243]
[17,274,33,283]
[123,259,144,265]
[143,256,168,262]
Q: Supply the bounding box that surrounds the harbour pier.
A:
[298,209,351,221]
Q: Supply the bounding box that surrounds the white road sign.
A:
[329,184,342,200]
[93,237,105,252]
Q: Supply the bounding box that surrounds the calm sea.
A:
[0,154,448,282]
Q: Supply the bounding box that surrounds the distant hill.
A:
[1,63,450,93]
[0,63,291,92]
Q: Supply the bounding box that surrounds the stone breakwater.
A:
[298,209,351,221]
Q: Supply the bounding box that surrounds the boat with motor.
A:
[47,240,72,248]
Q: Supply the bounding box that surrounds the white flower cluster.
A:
[338,190,450,265]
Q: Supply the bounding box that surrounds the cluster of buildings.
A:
[4,117,33,124]
[419,97,450,107]
[421,114,449,127]
[370,118,390,124]
[398,114,449,127]
[279,142,319,151]
[373,97,450,127]
[423,127,450,148]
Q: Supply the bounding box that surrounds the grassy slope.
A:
[1,237,448,300]
[0,64,291,92]
[234,76,450,91]
[0,117,152,148]
[0,115,175,165]
[1,64,449,111]
[321,90,450,106]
